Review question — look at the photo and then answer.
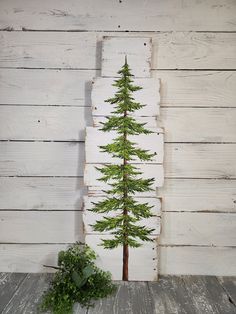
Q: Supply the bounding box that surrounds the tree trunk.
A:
[122,242,129,281]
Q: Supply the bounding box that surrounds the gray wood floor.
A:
[0,273,235,314]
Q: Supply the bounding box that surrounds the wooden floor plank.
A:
[2,273,53,314]
[0,273,27,313]
[182,276,236,314]
[148,276,196,314]
[217,277,236,307]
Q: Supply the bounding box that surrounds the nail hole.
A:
[94,107,97,110]
[119,0,122,2]
[38,120,40,123]
[118,25,121,28]
[144,43,146,46]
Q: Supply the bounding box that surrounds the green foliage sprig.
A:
[40,243,116,314]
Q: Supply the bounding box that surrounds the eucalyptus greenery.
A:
[40,243,116,314]
[90,58,155,281]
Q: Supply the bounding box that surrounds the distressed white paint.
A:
[85,127,164,164]
[160,247,236,276]
[0,0,235,31]
[92,77,160,116]
[84,163,164,194]
[1,32,236,70]
[0,177,85,210]
[86,235,158,281]
[160,212,236,246]
[159,179,236,213]
[101,37,151,77]
[0,69,235,108]
[0,211,83,243]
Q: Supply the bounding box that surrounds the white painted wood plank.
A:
[1,142,235,178]
[0,70,234,107]
[0,106,92,141]
[159,179,236,213]
[158,108,236,143]
[84,196,161,216]
[165,143,236,179]
[0,211,83,243]
[83,197,161,235]
[1,32,236,70]
[0,142,84,176]
[160,212,236,246]
[159,246,236,276]
[101,37,151,77]
[0,68,96,106]
[86,235,158,281]
[92,77,160,116]
[0,0,235,31]
[85,127,164,164]
[84,163,164,193]
[0,244,68,272]
[155,71,236,107]
[0,177,85,210]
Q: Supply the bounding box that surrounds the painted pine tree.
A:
[90,57,156,281]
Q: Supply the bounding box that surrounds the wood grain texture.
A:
[1,32,236,70]
[0,105,92,141]
[0,177,85,210]
[84,163,164,195]
[159,179,236,213]
[0,273,27,313]
[158,108,236,143]
[218,276,236,306]
[101,37,151,77]
[160,212,236,246]
[0,141,84,176]
[0,244,68,272]
[182,276,236,314]
[0,69,235,108]
[160,246,236,276]
[92,77,160,116]
[0,0,235,31]
[0,211,83,243]
[0,68,96,106]
[86,235,158,281]
[165,143,236,179]
[85,127,164,164]
[1,273,52,314]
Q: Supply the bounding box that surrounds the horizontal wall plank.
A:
[84,163,164,195]
[0,69,96,106]
[92,77,160,116]
[160,212,236,246]
[0,106,92,140]
[1,106,235,142]
[165,143,236,179]
[0,244,68,272]
[0,142,84,176]
[159,179,236,212]
[1,32,235,70]
[85,127,164,164]
[1,69,234,107]
[0,177,85,210]
[160,246,236,276]
[0,211,83,243]
[86,235,158,281]
[155,71,236,107]
[1,142,235,178]
[0,0,235,31]
[159,108,236,143]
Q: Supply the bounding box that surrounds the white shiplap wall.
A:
[0,0,236,276]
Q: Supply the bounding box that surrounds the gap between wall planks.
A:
[0,0,236,275]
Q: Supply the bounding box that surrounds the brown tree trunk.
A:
[122,242,129,281]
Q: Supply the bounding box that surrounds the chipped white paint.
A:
[92,77,160,116]
[85,127,164,164]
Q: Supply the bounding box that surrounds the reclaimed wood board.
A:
[86,235,158,281]
[0,0,235,31]
[1,32,236,70]
[85,127,164,164]
[92,77,160,116]
[0,211,83,243]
